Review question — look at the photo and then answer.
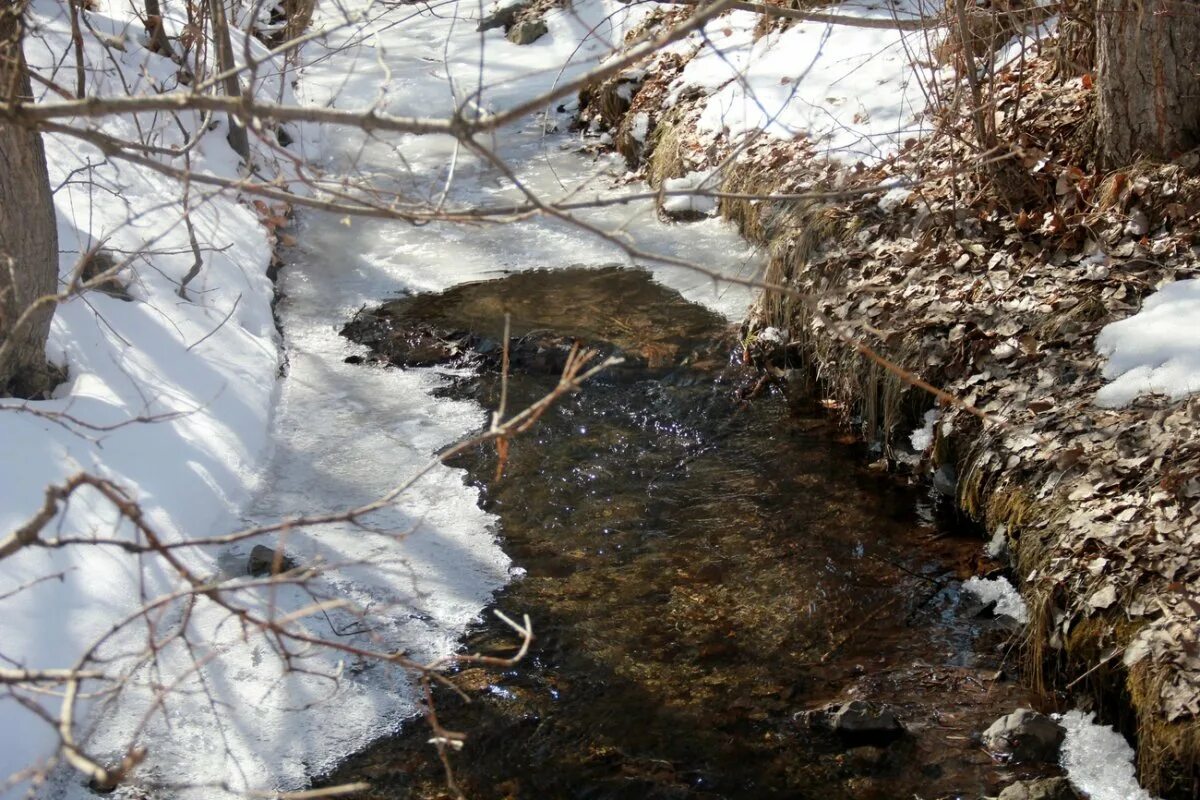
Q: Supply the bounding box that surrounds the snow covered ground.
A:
[1096,278,1200,407]
[2,1,283,794]
[669,0,936,161]
[2,0,757,797]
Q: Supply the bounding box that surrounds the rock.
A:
[476,0,531,32]
[507,19,547,45]
[833,700,903,738]
[981,709,1065,763]
[998,777,1079,800]
[844,744,889,770]
[804,700,905,744]
[247,545,297,577]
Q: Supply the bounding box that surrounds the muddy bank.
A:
[328,266,1056,799]
[574,19,1200,797]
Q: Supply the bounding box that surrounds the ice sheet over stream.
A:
[70,2,758,797]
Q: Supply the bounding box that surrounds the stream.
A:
[318,266,1050,799]
[243,3,1054,797]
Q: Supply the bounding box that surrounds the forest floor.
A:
[570,2,1200,796]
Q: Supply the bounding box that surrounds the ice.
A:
[662,170,720,216]
[962,575,1029,623]
[1057,709,1156,800]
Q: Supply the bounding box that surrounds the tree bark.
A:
[1096,0,1200,166]
[1055,0,1095,77]
[0,0,59,396]
[207,0,249,161]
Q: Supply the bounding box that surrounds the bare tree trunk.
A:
[144,0,176,59]
[0,1,59,396]
[1055,0,1095,77]
[1096,0,1200,166]
[207,0,249,161]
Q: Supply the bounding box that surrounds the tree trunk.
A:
[1055,0,1095,78]
[1096,0,1200,166]
[208,0,249,161]
[0,1,59,396]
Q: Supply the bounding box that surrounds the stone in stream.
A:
[997,777,1079,800]
[507,18,548,44]
[800,699,906,744]
[247,544,298,576]
[981,709,1065,763]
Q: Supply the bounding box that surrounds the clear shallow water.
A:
[326,266,1049,799]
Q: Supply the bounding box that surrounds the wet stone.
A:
[247,545,297,576]
[981,709,1066,763]
[801,700,906,745]
[507,18,547,44]
[998,777,1080,800]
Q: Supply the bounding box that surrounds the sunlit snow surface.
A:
[1096,278,1200,406]
[672,1,935,161]
[1058,710,1157,800]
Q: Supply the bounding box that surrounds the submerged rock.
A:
[981,709,1065,763]
[801,700,905,744]
[997,777,1079,800]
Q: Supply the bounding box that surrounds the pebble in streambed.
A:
[329,266,1057,800]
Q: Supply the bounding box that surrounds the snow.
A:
[662,170,720,216]
[2,0,286,794]
[961,575,1029,623]
[671,0,936,161]
[1095,278,1200,406]
[630,111,651,143]
[909,408,940,451]
[3,0,760,797]
[1057,709,1157,800]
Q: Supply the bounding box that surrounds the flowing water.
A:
[244,4,1059,795]
[323,266,1052,799]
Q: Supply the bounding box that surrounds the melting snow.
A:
[1057,709,1157,800]
[1095,278,1200,406]
[962,575,1029,623]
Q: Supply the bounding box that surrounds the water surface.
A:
[331,266,1049,799]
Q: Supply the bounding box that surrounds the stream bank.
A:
[572,8,1200,796]
[326,266,1054,799]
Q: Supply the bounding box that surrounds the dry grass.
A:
[1130,661,1200,797]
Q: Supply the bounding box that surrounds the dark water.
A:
[333,266,1051,800]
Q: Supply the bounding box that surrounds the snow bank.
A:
[1095,278,1200,406]
[1,0,289,794]
[1057,709,1157,800]
[671,0,935,161]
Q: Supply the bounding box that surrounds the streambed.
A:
[328,265,1054,799]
